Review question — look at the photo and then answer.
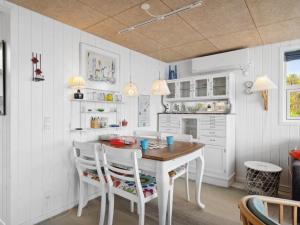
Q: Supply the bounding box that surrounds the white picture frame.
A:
[80,43,120,85]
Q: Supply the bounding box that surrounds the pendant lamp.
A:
[151,72,170,95]
[151,48,170,96]
[123,50,139,96]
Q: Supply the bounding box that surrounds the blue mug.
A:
[140,139,149,151]
[166,136,174,145]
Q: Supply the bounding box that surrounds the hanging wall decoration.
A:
[32,52,44,82]
[138,95,150,127]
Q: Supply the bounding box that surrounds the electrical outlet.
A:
[44,116,52,131]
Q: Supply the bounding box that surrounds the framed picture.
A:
[80,43,119,84]
[138,95,150,127]
[0,40,6,116]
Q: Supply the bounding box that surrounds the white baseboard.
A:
[18,192,101,225]
[189,172,235,188]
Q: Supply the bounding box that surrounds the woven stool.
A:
[244,161,282,196]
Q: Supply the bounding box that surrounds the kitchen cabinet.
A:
[165,72,234,101]
[166,81,177,100]
[211,74,228,98]
[158,113,235,187]
[194,76,209,98]
[179,79,193,99]
[158,114,181,134]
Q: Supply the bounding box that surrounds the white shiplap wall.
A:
[235,40,300,191]
[6,3,163,225]
[0,8,10,225]
[173,39,300,192]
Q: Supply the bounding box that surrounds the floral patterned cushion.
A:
[112,173,157,197]
[83,169,100,181]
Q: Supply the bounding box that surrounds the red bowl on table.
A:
[109,138,125,147]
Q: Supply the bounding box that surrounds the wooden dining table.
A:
[80,138,205,225]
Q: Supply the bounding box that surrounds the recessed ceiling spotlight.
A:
[119,0,203,34]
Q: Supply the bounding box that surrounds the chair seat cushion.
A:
[247,197,279,225]
[113,173,157,197]
[83,169,100,181]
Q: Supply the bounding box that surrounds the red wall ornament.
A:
[32,52,44,82]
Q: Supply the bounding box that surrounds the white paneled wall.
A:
[0,8,10,225]
[6,3,163,225]
[235,40,300,191]
[175,39,300,192]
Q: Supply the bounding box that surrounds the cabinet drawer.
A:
[199,129,226,137]
[159,122,180,128]
[199,135,226,146]
[159,127,180,133]
[199,123,226,130]
[199,116,225,122]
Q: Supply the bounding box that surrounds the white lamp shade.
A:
[68,76,85,89]
[251,75,277,92]
[123,82,139,96]
[151,79,171,95]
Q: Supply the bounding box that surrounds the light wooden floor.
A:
[39,179,246,225]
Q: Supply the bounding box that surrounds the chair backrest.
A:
[101,144,144,198]
[73,141,105,184]
[160,133,193,142]
[239,196,281,225]
[133,130,160,139]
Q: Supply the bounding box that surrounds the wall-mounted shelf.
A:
[70,127,123,132]
[81,111,117,114]
[70,88,124,133]
[71,99,124,104]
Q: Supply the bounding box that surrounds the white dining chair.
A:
[101,144,158,225]
[160,133,193,225]
[73,141,106,225]
[133,130,160,139]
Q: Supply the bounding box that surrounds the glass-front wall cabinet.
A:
[166,82,176,99]
[180,80,191,98]
[195,78,208,98]
[212,76,227,97]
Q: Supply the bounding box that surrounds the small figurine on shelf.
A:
[122,119,128,127]
[105,93,113,102]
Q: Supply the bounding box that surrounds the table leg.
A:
[156,162,169,225]
[195,150,205,209]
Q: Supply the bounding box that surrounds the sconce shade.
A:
[151,79,171,95]
[68,76,85,89]
[123,82,139,96]
[251,75,277,92]
[251,75,277,111]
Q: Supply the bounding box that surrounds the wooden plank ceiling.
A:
[8,0,300,62]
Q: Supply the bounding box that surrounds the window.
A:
[283,49,300,121]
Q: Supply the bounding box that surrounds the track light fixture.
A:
[119,1,203,34]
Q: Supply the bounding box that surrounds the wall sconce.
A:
[251,75,277,111]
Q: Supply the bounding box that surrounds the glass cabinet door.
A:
[182,118,197,138]
[212,76,227,96]
[166,82,176,99]
[195,78,208,97]
[180,81,191,98]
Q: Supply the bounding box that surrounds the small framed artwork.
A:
[0,40,6,116]
[138,95,150,127]
[80,43,119,85]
